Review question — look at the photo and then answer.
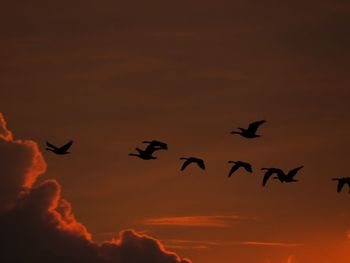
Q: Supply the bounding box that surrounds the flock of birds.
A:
[46,120,350,193]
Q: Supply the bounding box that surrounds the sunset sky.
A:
[0,1,350,262]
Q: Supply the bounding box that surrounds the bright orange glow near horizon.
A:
[0,1,349,262]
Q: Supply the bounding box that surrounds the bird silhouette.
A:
[261,166,303,186]
[142,140,168,150]
[180,157,205,171]
[274,166,303,183]
[332,177,350,193]
[129,147,157,160]
[46,140,73,155]
[261,168,283,186]
[227,161,253,177]
[231,120,266,138]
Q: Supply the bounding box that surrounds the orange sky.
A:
[0,1,350,262]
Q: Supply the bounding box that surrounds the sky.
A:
[0,1,350,262]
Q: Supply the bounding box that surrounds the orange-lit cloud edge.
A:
[0,112,191,263]
[143,215,259,228]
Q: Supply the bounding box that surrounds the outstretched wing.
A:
[196,159,206,170]
[262,171,274,186]
[241,162,253,173]
[247,120,266,133]
[228,164,240,177]
[337,180,346,193]
[46,141,58,149]
[143,140,168,150]
[144,144,157,154]
[262,169,281,186]
[180,159,192,171]
[287,166,303,179]
[59,140,73,151]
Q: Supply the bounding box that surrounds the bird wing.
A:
[337,180,346,193]
[262,171,274,186]
[242,162,253,173]
[262,169,281,186]
[228,164,240,177]
[196,159,206,170]
[46,142,58,149]
[287,166,303,179]
[247,120,266,133]
[181,159,192,171]
[143,140,168,149]
[60,140,73,151]
[144,144,157,154]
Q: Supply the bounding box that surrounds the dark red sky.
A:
[0,1,350,262]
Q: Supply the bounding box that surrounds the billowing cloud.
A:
[143,215,257,228]
[0,113,191,263]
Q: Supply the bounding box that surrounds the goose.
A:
[180,157,205,171]
[227,161,252,177]
[274,166,303,183]
[231,120,266,138]
[46,140,73,155]
[332,177,350,193]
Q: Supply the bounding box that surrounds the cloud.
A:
[0,113,46,213]
[231,242,302,248]
[143,215,257,228]
[0,112,191,263]
[159,239,302,251]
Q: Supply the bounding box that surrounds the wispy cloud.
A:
[161,239,303,251]
[143,215,258,228]
[231,241,303,248]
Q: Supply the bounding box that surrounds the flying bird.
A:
[276,166,304,183]
[332,177,350,193]
[261,166,303,186]
[231,120,266,138]
[227,161,253,177]
[180,157,205,171]
[46,140,73,155]
[129,147,157,160]
[142,140,168,150]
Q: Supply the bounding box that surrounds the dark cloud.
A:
[0,112,191,263]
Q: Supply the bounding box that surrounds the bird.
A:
[46,140,73,155]
[231,120,266,138]
[261,167,283,186]
[142,140,168,150]
[332,177,350,193]
[261,166,303,186]
[129,147,157,160]
[227,161,253,177]
[180,157,205,171]
[275,166,303,183]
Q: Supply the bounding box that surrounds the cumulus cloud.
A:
[0,112,191,263]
